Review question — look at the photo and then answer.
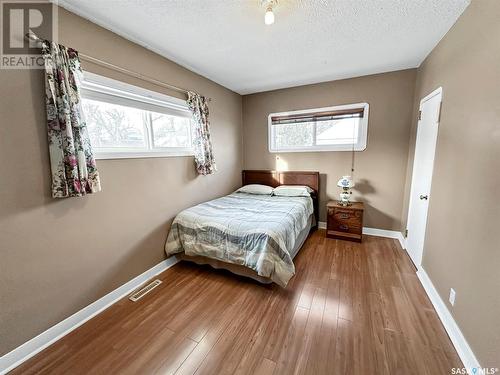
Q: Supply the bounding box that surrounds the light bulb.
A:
[265,8,274,25]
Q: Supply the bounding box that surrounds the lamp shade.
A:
[337,175,355,188]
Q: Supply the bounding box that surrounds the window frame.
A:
[80,72,195,160]
[267,102,369,153]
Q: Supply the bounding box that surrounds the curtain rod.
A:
[25,32,211,101]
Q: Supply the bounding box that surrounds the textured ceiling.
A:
[58,0,470,94]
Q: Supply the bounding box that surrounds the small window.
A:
[80,72,194,159]
[268,103,369,153]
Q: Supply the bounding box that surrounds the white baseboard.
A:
[0,256,180,374]
[363,227,406,250]
[417,267,480,371]
[318,221,406,249]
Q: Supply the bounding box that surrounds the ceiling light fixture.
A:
[261,0,277,25]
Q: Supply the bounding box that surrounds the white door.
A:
[406,87,442,267]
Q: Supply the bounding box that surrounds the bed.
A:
[165,170,320,287]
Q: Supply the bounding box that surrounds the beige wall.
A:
[0,8,242,355]
[242,70,417,230]
[403,0,500,366]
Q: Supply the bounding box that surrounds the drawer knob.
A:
[339,224,349,230]
[339,214,350,219]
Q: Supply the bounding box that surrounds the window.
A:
[80,72,194,159]
[268,103,369,153]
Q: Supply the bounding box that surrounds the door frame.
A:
[405,86,443,268]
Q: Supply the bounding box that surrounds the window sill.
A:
[94,151,194,160]
[269,144,367,153]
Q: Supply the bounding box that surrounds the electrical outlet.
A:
[449,288,456,306]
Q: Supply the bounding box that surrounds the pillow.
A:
[237,184,274,195]
[272,185,313,197]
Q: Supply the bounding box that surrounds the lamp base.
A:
[339,191,352,206]
[338,200,352,207]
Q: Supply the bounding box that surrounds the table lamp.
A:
[337,175,355,206]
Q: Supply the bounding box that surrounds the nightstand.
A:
[326,201,364,242]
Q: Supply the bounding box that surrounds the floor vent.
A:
[129,279,162,302]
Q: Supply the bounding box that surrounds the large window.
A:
[80,72,194,159]
[268,103,369,153]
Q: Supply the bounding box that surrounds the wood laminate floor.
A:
[12,230,462,375]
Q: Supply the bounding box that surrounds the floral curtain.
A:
[187,91,216,175]
[42,41,101,198]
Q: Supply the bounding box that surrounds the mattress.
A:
[165,192,314,287]
[177,214,313,285]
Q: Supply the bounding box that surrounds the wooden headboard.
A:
[241,170,320,229]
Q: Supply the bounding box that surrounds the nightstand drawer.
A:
[328,207,362,218]
[333,211,361,226]
[328,220,361,234]
[329,207,360,215]
[334,209,362,218]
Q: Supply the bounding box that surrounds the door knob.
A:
[420,194,428,200]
